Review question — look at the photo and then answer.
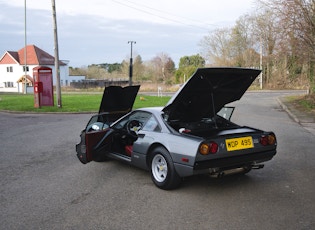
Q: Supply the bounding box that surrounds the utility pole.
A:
[24,0,27,94]
[51,0,62,107]
[128,41,136,86]
[259,36,263,90]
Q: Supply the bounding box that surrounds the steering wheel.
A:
[126,120,142,138]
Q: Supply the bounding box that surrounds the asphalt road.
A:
[0,91,314,230]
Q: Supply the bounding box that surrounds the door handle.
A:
[138,133,145,138]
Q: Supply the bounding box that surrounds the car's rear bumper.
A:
[174,150,276,177]
[194,150,276,170]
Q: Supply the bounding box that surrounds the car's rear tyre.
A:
[150,147,181,190]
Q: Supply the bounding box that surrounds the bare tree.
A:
[259,0,315,92]
[200,28,234,66]
[200,16,259,68]
[150,53,175,83]
[230,15,255,66]
[250,6,279,85]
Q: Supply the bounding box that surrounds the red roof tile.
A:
[0,45,66,65]
[0,52,19,64]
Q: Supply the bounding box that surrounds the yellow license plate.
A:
[225,136,254,151]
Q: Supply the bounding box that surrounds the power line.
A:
[110,0,215,31]
[124,0,215,27]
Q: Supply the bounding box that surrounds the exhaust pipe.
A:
[209,164,264,178]
[252,164,264,169]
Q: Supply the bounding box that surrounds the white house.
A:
[0,44,83,93]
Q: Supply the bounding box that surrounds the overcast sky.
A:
[0,0,255,67]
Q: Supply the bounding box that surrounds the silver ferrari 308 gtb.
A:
[76,68,277,190]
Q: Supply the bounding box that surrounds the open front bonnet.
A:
[99,85,140,114]
[163,68,261,122]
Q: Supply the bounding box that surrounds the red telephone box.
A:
[33,66,54,108]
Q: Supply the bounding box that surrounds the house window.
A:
[4,82,14,88]
[6,66,13,72]
[23,66,29,72]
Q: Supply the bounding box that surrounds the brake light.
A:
[260,133,276,146]
[268,134,276,145]
[199,141,218,155]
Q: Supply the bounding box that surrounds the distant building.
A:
[0,45,83,93]
[69,75,86,85]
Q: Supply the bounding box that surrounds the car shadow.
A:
[97,160,271,191]
[180,172,257,190]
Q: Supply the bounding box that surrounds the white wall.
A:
[0,63,71,92]
[0,63,25,92]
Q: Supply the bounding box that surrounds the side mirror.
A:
[217,106,235,121]
[87,122,109,132]
[91,124,101,131]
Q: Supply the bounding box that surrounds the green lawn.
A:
[0,93,171,113]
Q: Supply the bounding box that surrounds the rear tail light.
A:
[199,141,218,155]
[260,133,276,146]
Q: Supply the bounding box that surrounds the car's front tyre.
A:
[150,147,181,190]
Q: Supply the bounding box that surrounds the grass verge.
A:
[287,94,315,114]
